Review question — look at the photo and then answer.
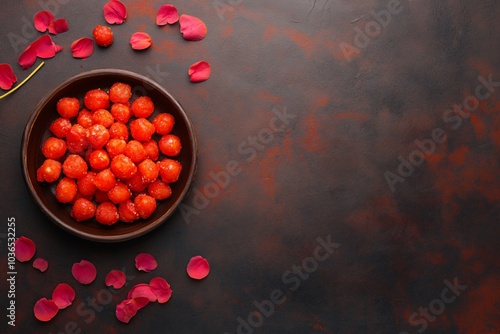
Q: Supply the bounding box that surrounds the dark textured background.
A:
[1,0,499,333]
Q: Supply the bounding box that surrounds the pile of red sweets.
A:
[36,82,183,225]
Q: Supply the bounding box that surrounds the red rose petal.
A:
[104,0,127,25]
[32,35,57,59]
[71,38,94,59]
[52,283,75,309]
[105,270,126,289]
[34,298,58,322]
[48,18,69,35]
[187,255,210,280]
[34,11,54,32]
[71,259,97,284]
[149,277,172,303]
[135,253,157,272]
[130,32,152,50]
[14,236,36,262]
[188,61,211,83]
[0,64,17,90]
[116,298,139,323]
[18,45,37,70]
[156,4,179,26]
[133,296,150,310]
[33,258,49,272]
[179,14,207,41]
[128,283,157,302]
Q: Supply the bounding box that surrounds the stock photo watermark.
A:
[6,217,17,327]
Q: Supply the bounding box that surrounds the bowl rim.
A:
[21,68,198,242]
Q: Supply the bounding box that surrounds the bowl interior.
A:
[22,69,197,242]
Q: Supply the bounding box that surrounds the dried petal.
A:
[104,0,127,25]
[14,236,36,262]
[33,258,49,272]
[135,253,157,272]
[156,4,179,26]
[52,283,75,309]
[149,277,172,303]
[48,18,69,35]
[71,38,94,59]
[18,45,37,70]
[105,270,126,289]
[32,35,57,59]
[179,14,207,41]
[187,255,210,280]
[116,298,138,323]
[71,259,97,284]
[34,298,58,322]
[130,32,152,50]
[0,64,17,90]
[34,11,54,32]
[188,61,211,83]
[128,283,157,302]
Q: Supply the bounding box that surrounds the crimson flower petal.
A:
[187,255,210,280]
[179,14,207,41]
[71,38,94,59]
[188,61,211,83]
[18,45,37,70]
[32,35,57,59]
[128,283,157,302]
[105,270,126,289]
[130,32,152,50]
[14,236,36,262]
[116,298,139,323]
[34,11,54,32]
[33,258,49,272]
[0,64,17,90]
[133,297,150,310]
[52,283,75,309]
[48,18,69,35]
[135,253,157,272]
[34,298,58,322]
[104,0,127,25]
[71,259,97,284]
[149,277,172,303]
[156,4,179,26]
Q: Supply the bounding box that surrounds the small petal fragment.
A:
[34,11,54,32]
[128,283,157,302]
[14,236,36,262]
[156,4,179,26]
[71,38,94,59]
[179,14,207,41]
[52,283,75,309]
[72,259,97,284]
[116,298,139,323]
[135,253,157,272]
[34,298,58,322]
[0,64,17,90]
[33,258,49,272]
[104,0,127,25]
[188,61,211,83]
[149,277,172,303]
[187,255,210,280]
[105,270,126,289]
[48,18,69,35]
[130,32,152,50]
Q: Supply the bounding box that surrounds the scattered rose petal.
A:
[33,258,49,272]
[133,296,150,310]
[105,270,126,289]
[135,253,157,272]
[104,0,127,25]
[48,18,69,35]
[14,236,36,262]
[71,38,94,59]
[52,283,75,309]
[188,61,211,83]
[34,11,54,32]
[0,64,17,90]
[156,4,179,26]
[18,46,37,70]
[116,298,140,323]
[187,255,210,280]
[32,35,57,59]
[179,14,207,41]
[128,283,157,302]
[34,298,58,322]
[149,277,172,303]
[54,43,63,53]
[71,259,97,284]
[130,32,152,50]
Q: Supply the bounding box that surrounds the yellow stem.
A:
[0,62,45,99]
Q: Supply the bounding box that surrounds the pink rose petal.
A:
[48,18,69,35]
[149,277,172,303]
[52,283,75,309]
[130,32,152,50]
[156,4,179,26]
[71,38,94,59]
[116,298,140,323]
[32,35,57,59]
[128,283,157,302]
[33,258,49,272]
[18,45,37,70]
[135,253,157,272]
[34,11,54,32]
[105,270,126,289]
[14,236,36,262]
[187,255,210,280]
[179,14,207,41]
[133,296,150,310]
[188,61,211,83]
[0,64,17,90]
[34,298,58,322]
[104,0,127,25]
[71,259,97,284]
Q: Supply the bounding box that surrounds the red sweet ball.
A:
[56,97,80,118]
[42,137,67,160]
[157,159,182,183]
[118,200,139,223]
[109,122,129,141]
[93,25,114,47]
[147,180,172,200]
[92,109,114,128]
[62,154,88,179]
[55,177,78,203]
[110,103,132,123]
[71,198,96,221]
[106,138,127,159]
[134,194,156,219]
[77,109,94,128]
[131,96,154,118]
[36,159,62,183]
[49,117,72,138]
[84,89,110,111]
[95,202,119,225]
[130,118,155,141]
[110,154,137,179]
[125,140,147,163]
[152,113,175,135]
[77,171,97,197]
[66,124,89,153]
[109,82,132,104]
[88,149,110,170]
[93,168,116,192]
[159,134,182,157]
[86,124,110,149]
[108,182,132,204]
